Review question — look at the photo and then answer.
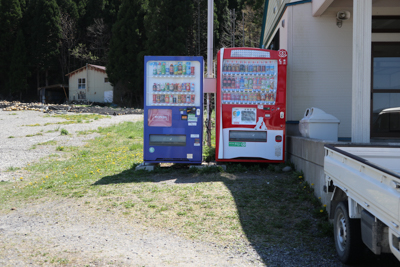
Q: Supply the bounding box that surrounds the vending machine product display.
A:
[143,56,203,164]
[215,48,287,162]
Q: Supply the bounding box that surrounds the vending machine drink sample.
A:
[216,48,288,163]
[144,56,203,164]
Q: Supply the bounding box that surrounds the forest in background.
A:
[0,0,264,107]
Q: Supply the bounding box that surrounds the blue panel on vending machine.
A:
[143,56,204,164]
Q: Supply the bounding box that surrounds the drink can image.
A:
[191,66,195,76]
[191,83,195,92]
[181,94,186,103]
[178,95,181,103]
[169,64,174,75]
[183,63,186,75]
[153,83,157,91]
[161,84,165,91]
[157,83,161,91]
[191,94,195,103]
[173,95,177,103]
[187,62,191,75]
[178,83,182,92]
[161,62,166,75]
[160,94,165,103]
[166,63,170,75]
[186,83,190,92]
[157,62,161,75]
[174,64,178,75]
[153,95,156,103]
[165,94,169,103]
[186,95,190,103]
[156,95,160,103]
[227,93,231,100]
[153,62,157,75]
[178,62,182,75]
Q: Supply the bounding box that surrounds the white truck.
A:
[324,144,400,264]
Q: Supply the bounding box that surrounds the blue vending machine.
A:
[143,56,204,164]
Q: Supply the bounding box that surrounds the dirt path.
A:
[0,199,264,267]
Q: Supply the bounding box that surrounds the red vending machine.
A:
[215,47,287,163]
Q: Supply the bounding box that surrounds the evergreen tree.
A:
[107,0,145,106]
[144,0,194,56]
[7,29,29,98]
[0,0,22,96]
[30,0,61,87]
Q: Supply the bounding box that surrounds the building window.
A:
[371,42,400,138]
[78,78,86,89]
[104,77,109,83]
[372,16,400,33]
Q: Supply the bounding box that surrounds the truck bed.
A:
[326,145,400,177]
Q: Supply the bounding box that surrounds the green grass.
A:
[60,128,69,135]
[0,119,332,255]
[43,114,110,126]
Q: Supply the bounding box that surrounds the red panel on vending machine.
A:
[215,48,287,163]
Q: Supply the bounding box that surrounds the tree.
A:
[144,0,194,56]
[7,29,29,98]
[87,18,111,64]
[30,0,61,87]
[0,0,22,96]
[59,11,77,83]
[106,0,146,107]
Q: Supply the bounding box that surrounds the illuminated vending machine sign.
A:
[143,56,204,164]
[215,48,287,163]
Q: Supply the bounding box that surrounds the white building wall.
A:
[286,3,353,138]
[86,69,113,103]
[69,68,88,102]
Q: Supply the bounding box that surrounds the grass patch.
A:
[7,166,20,172]
[60,128,69,135]
[26,133,43,137]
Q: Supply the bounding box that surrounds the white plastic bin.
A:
[299,107,340,141]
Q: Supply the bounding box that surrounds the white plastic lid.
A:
[307,107,340,123]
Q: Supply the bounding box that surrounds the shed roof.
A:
[65,64,107,77]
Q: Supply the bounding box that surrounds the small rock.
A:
[282,166,292,172]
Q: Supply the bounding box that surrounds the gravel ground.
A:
[1,110,399,266]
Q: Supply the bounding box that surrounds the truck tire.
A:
[334,201,363,264]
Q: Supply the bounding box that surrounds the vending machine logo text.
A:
[148,109,172,127]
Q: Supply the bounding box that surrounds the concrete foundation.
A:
[286,136,347,209]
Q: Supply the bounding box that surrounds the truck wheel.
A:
[334,201,362,264]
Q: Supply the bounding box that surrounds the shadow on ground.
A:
[93,164,399,267]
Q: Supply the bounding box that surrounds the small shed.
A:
[66,64,113,103]
[38,84,69,104]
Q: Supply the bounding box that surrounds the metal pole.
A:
[207,0,214,147]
